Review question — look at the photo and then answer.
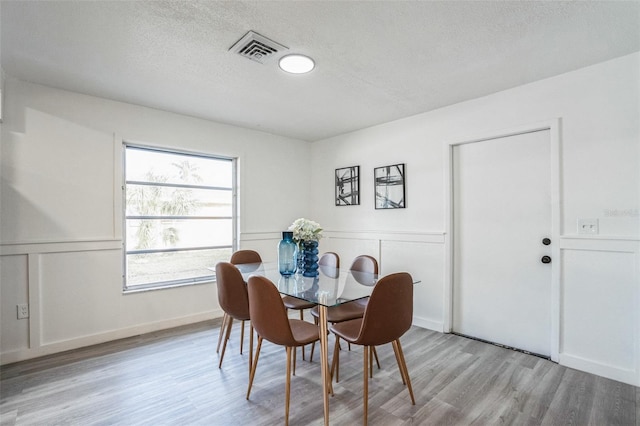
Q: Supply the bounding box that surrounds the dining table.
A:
[231,261,383,426]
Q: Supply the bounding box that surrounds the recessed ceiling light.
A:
[279,54,315,74]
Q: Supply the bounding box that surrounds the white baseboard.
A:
[412,316,444,333]
[1,310,223,365]
[559,353,638,386]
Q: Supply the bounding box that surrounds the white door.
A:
[453,130,552,357]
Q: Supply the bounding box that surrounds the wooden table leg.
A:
[318,305,330,425]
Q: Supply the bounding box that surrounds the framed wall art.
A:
[374,163,405,209]
[335,166,360,206]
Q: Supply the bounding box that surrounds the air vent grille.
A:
[230,31,288,64]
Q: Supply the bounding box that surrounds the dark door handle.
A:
[541,256,551,264]
[542,238,551,245]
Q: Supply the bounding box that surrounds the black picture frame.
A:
[374,163,406,209]
[335,166,360,206]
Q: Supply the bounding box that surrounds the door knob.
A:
[541,256,551,264]
[542,238,551,245]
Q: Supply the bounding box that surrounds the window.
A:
[124,144,236,291]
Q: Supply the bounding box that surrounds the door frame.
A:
[443,119,562,362]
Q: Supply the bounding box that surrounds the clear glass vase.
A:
[296,244,306,275]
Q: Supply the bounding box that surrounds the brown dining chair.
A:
[246,275,321,426]
[281,252,339,360]
[319,251,340,269]
[309,254,380,374]
[329,272,416,426]
[215,262,253,373]
[229,249,262,265]
[216,250,262,358]
[310,254,377,324]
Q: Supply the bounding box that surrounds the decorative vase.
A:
[296,245,306,275]
[301,240,319,277]
[278,231,298,276]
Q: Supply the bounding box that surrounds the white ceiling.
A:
[2,1,639,142]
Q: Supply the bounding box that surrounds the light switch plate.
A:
[578,218,599,235]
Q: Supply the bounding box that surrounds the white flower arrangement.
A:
[288,218,323,243]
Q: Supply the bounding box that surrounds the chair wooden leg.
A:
[248,323,254,375]
[240,320,245,355]
[363,345,369,426]
[393,339,415,405]
[372,346,381,369]
[293,344,297,376]
[285,347,292,426]
[299,310,306,361]
[309,315,318,362]
[246,336,263,399]
[331,336,340,382]
[396,340,415,405]
[367,347,381,378]
[216,313,228,353]
[219,317,234,368]
[391,341,406,385]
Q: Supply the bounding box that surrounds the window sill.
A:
[123,278,215,294]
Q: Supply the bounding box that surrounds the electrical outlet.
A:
[578,218,599,235]
[17,303,29,319]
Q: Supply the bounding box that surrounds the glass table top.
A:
[234,262,379,307]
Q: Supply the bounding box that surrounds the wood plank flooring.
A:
[1,318,638,425]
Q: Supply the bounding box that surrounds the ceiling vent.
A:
[230,31,288,64]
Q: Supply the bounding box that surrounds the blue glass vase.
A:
[278,231,298,276]
[302,240,319,277]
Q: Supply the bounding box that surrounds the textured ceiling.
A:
[2,1,639,141]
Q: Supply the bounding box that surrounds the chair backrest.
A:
[319,252,340,268]
[230,250,262,265]
[350,255,378,285]
[215,262,250,320]
[318,252,340,278]
[247,276,297,346]
[350,255,378,274]
[355,272,413,346]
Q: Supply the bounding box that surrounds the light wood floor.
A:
[1,318,638,425]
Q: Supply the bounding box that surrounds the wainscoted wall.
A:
[0,241,221,364]
[323,231,446,332]
[559,237,639,385]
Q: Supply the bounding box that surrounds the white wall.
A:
[0,1,4,124]
[310,53,640,386]
[0,78,310,363]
